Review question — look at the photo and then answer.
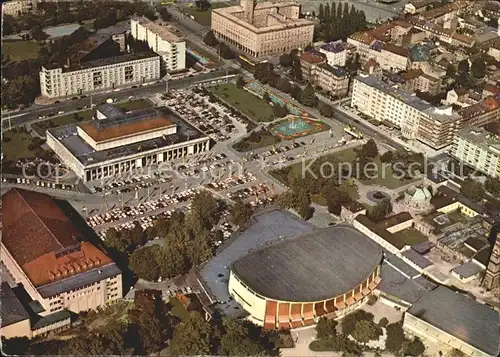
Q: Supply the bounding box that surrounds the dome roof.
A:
[406,185,432,201]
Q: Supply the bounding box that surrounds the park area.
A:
[233,128,281,152]
[31,99,153,136]
[3,40,41,61]
[209,83,275,122]
[2,128,43,161]
[181,2,232,26]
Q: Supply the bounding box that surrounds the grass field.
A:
[270,148,418,190]
[3,40,41,61]
[32,99,153,136]
[2,130,39,161]
[209,83,275,122]
[169,298,190,321]
[182,2,232,26]
[392,228,428,246]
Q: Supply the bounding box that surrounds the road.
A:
[1,68,238,129]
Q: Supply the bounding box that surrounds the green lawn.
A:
[233,130,281,152]
[169,298,190,321]
[32,99,153,136]
[2,130,39,161]
[209,83,275,122]
[270,147,418,190]
[3,40,41,61]
[392,228,428,246]
[182,2,233,26]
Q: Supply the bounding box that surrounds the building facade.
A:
[314,65,350,98]
[351,75,462,149]
[2,0,37,16]
[130,18,186,72]
[450,126,500,177]
[1,189,123,316]
[40,53,160,98]
[319,40,347,67]
[46,104,211,182]
[211,0,314,58]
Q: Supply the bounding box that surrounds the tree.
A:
[299,84,317,107]
[461,178,485,201]
[485,177,500,197]
[230,199,254,227]
[169,312,214,356]
[378,317,389,328]
[31,25,49,41]
[457,59,469,74]
[159,7,172,21]
[403,336,425,356]
[195,0,211,10]
[190,191,221,230]
[276,77,292,93]
[446,64,456,77]
[324,189,351,215]
[360,138,378,158]
[341,310,374,336]
[220,319,271,356]
[236,76,245,88]
[380,151,394,163]
[319,3,324,20]
[316,317,338,340]
[218,42,235,59]
[203,30,218,47]
[273,104,289,118]
[352,320,381,344]
[263,91,270,102]
[385,322,405,353]
[470,57,486,78]
[318,101,333,117]
[368,198,392,221]
[104,228,131,253]
[129,246,162,281]
[291,55,303,80]
[279,53,293,67]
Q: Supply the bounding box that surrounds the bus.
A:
[344,125,364,139]
[238,55,268,72]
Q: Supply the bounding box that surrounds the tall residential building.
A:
[211,0,314,58]
[482,233,500,290]
[40,52,160,98]
[449,125,500,177]
[130,18,186,73]
[351,75,462,149]
[1,188,123,315]
[319,40,347,67]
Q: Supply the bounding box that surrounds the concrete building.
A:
[404,1,436,15]
[318,40,347,67]
[370,43,410,72]
[314,65,350,98]
[228,225,383,328]
[40,52,160,98]
[351,74,463,149]
[458,95,500,127]
[47,104,210,182]
[347,31,376,61]
[450,126,500,177]
[2,0,37,17]
[1,188,123,316]
[299,50,326,82]
[130,18,186,72]
[404,286,499,357]
[211,0,314,58]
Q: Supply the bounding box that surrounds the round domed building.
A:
[228,224,383,329]
[404,185,432,210]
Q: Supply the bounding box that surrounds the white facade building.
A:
[319,40,347,67]
[450,127,500,177]
[40,53,160,98]
[130,18,186,72]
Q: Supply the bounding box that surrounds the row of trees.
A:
[317,2,367,41]
[203,30,236,59]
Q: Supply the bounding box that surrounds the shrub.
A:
[378,317,389,328]
[367,294,378,305]
[341,310,374,336]
[385,322,405,352]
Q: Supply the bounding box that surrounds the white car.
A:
[404,146,412,152]
[57,110,65,115]
[38,115,46,119]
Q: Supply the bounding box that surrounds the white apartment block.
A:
[2,0,37,17]
[319,41,347,67]
[40,53,160,98]
[450,127,500,177]
[347,32,375,61]
[351,75,462,149]
[130,18,186,72]
[315,65,349,97]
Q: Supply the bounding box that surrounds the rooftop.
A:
[132,17,183,43]
[232,224,383,302]
[451,261,484,279]
[31,310,71,330]
[300,50,326,64]
[349,31,376,45]
[320,40,346,54]
[407,286,499,356]
[0,282,30,327]
[456,125,500,153]
[48,107,207,166]
[382,43,410,58]
[459,95,500,121]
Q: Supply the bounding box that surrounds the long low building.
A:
[1,188,122,319]
[228,224,383,329]
[47,104,210,182]
[404,286,499,357]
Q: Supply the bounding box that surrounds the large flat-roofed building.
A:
[403,286,499,357]
[351,74,463,149]
[130,18,186,72]
[450,125,500,177]
[228,224,383,328]
[1,188,123,315]
[47,104,210,182]
[40,52,160,98]
[211,0,314,58]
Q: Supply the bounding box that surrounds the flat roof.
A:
[48,107,207,166]
[456,126,500,153]
[232,224,382,302]
[408,286,499,356]
[1,282,30,327]
[402,249,433,269]
[32,310,71,330]
[132,17,183,43]
[198,210,313,316]
[79,117,174,143]
[452,261,484,278]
